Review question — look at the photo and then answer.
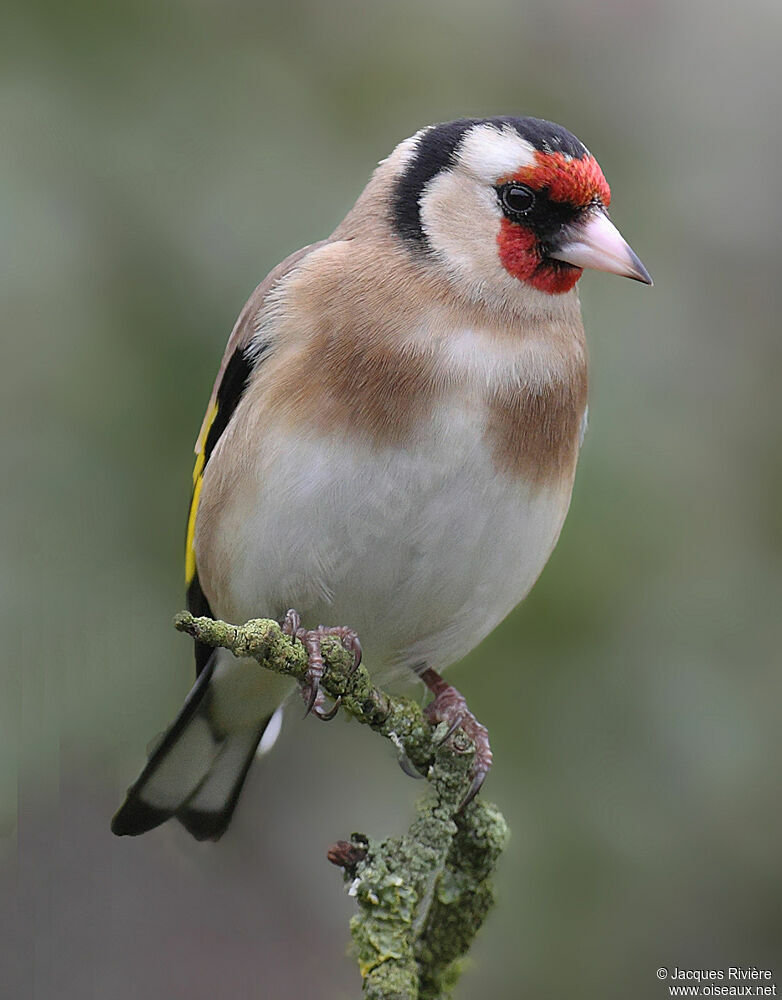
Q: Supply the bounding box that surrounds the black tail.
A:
[111,653,272,842]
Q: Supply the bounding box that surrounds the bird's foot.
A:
[419,666,492,808]
[281,609,362,720]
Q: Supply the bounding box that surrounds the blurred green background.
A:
[3,0,781,997]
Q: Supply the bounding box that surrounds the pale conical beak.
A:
[549,209,653,285]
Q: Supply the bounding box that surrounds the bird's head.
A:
[386,117,651,304]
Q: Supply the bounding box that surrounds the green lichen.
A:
[415,800,510,999]
[174,611,509,998]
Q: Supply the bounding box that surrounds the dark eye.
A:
[500,184,535,216]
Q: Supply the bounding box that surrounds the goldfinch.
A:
[112,116,651,841]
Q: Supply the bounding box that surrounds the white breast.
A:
[206,344,578,679]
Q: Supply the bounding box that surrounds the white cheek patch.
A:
[419,169,505,287]
[456,123,536,184]
[416,129,579,312]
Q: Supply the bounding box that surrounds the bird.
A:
[111,116,651,842]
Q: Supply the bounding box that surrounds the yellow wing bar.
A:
[185,399,218,585]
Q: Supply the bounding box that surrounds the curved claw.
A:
[303,678,320,718]
[315,696,342,722]
[350,637,363,673]
[397,751,426,780]
[434,715,463,746]
[458,770,487,812]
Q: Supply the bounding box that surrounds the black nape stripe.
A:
[390,116,588,248]
[391,119,476,246]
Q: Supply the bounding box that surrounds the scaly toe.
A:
[281,611,362,720]
[281,608,301,637]
[420,667,493,806]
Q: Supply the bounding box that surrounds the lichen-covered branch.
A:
[174,611,509,999]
